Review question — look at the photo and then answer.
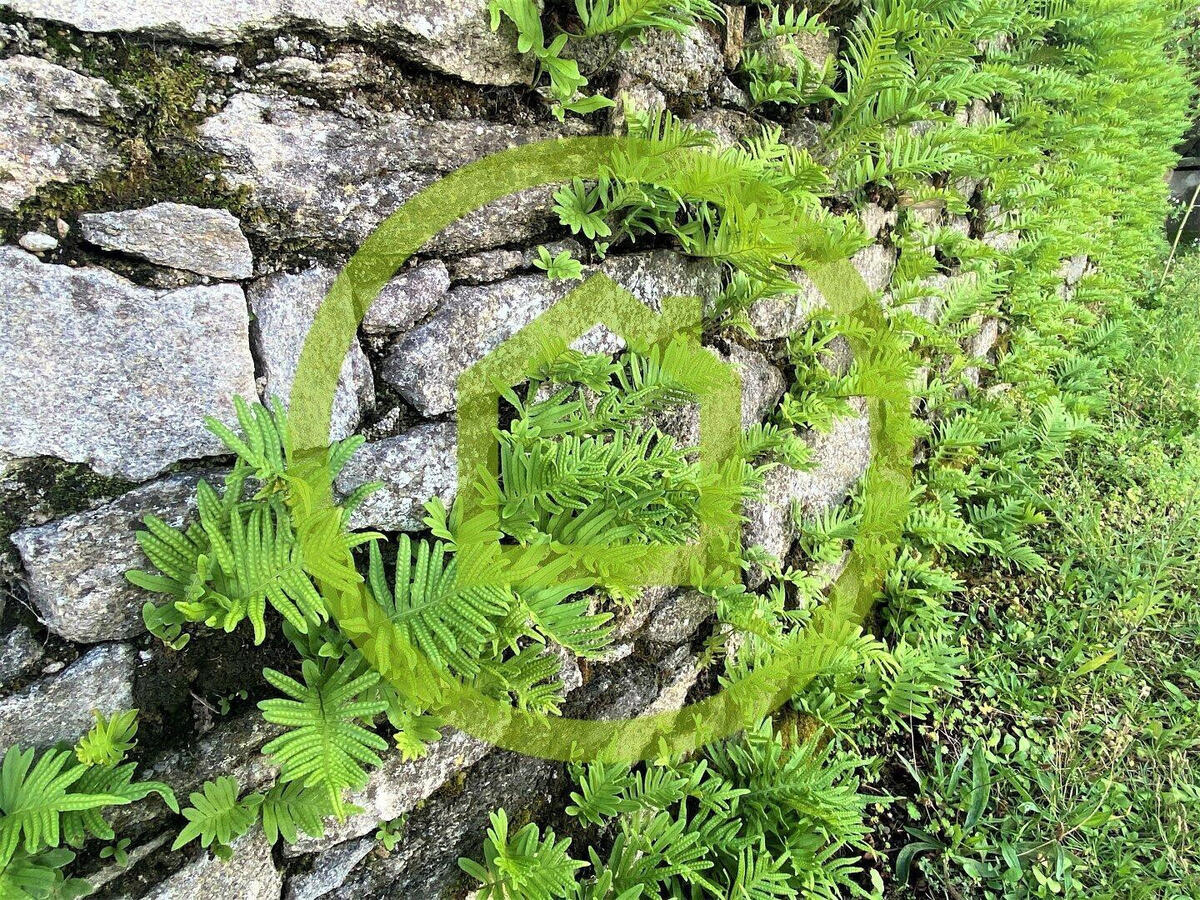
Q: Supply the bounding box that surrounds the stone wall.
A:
[0,3,1035,898]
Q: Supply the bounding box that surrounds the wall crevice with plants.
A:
[0,1,1193,898]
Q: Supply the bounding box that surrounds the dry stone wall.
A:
[0,3,1045,897]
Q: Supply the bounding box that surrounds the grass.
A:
[878,250,1200,899]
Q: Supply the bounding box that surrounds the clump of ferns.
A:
[488,0,724,118]
[0,710,176,897]
[127,355,810,849]
[127,396,615,843]
[549,107,873,335]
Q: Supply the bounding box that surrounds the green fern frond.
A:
[458,809,585,900]
[258,659,389,820]
[170,777,262,858]
[575,0,722,41]
[74,710,138,769]
[0,748,131,871]
[261,783,329,845]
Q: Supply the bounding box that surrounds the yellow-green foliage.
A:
[461,0,1196,897]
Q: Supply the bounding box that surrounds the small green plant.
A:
[532,245,584,281]
[258,659,389,820]
[171,776,262,860]
[741,4,839,108]
[374,817,406,853]
[0,711,176,898]
[461,720,875,897]
[98,838,131,868]
[74,709,139,768]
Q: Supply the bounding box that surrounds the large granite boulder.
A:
[6,0,532,86]
[199,93,563,251]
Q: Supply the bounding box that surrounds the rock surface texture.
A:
[141,830,282,900]
[6,0,530,85]
[248,265,375,441]
[79,202,254,279]
[0,55,120,211]
[0,248,257,479]
[336,423,457,531]
[198,93,560,248]
[0,643,135,748]
[381,251,720,415]
[11,472,215,643]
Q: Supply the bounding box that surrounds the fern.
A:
[258,659,389,820]
[365,537,512,675]
[130,396,376,647]
[576,0,721,41]
[458,809,585,900]
[73,710,138,769]
[0,748,134,872]
[260,783,329,845]
[171,777,262,859]
[60,761,176,847]
[0,848,87,900]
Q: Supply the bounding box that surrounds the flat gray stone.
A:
[199,93,561,250]
[361,260,448,334]
[335,423,457,532]
[852,244,897,293]
[984,230,1019,253]
[1058,254,1089,286]
[0,55,120,211]
[0,643,135,749]
[653,343,785,448]
[607,74,667,132]
[763,30,837,71]
[79,202,253,279]
[788,401,872,513]
[286,838,374,900]
[0,626,44,689]
[248,266,375,442]
[18,232,58,253]
[749,246,896,339]
[7,0,532,86]
[967,317,1000,360]
[861,204,898,239]
[0,248,257,480]
[381,251,721,416]
[643,591,714,645]
[142,829,281,900]
[686,108,758,147]
[748,268,826,339]
[641,648,702,715]
[11,472,213,644]
[721,343,786,427]
[445,239,584,286]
